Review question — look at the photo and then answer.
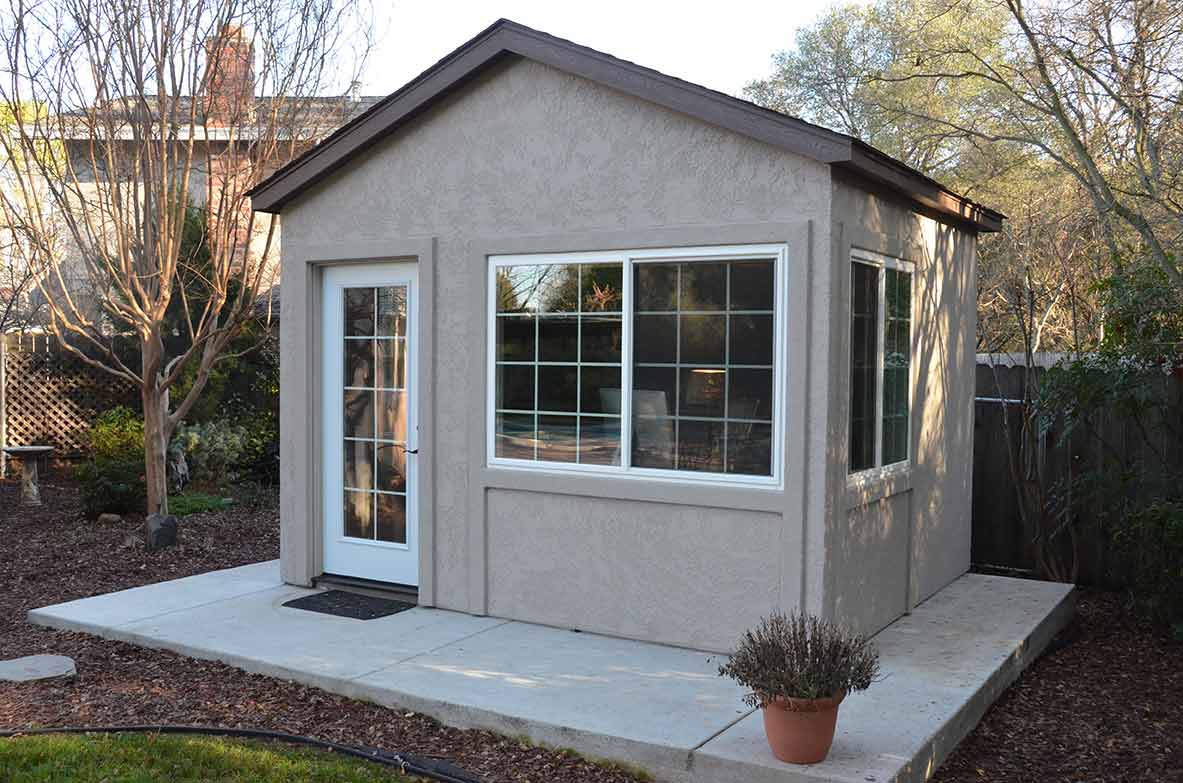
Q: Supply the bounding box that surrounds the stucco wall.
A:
[824,175,977,635]
[277,56,835,650]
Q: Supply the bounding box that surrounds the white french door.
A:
[321,262,419,586]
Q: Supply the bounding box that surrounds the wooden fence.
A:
[0,333,137,470]
[972,357,1183,587]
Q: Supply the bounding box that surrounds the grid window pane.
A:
[680,263,726,310]
[539,316,579,362]
[634,264,677,311]
[580,366,621,414]
[728,368,773,420]
[632,415,675,468]
[496,364,535,411]
[538,364,578,412]
[537,415,578,463]
[633,315,677,363]
[730,262,775,310]
[581,316,622,362]
[579,417,621,465]
[679,314,726,364]
[496,316,535,361]
[727,422,772,475]
[581,264,623,312]
[495,413,535,459]
[680,368,726,418]
[729,314,774,365]
[677,420,724,472]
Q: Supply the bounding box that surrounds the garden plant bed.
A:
[931,590,1182,782]
[0,475,643,783]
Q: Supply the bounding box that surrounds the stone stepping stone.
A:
[0,654,76,682]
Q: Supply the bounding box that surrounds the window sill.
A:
[845,463,912,509]
[480,464,785,513]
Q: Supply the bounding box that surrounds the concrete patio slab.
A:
[28,563,1073,783]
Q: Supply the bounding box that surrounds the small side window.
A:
[848,256,912,474]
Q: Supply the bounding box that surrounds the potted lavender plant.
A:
[718,612,880,764]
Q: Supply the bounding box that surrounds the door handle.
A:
[397,445,419,454]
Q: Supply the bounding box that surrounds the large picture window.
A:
[849,251,913,475]
[489,245,786,484]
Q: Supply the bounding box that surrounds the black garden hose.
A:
[0,724,481,783]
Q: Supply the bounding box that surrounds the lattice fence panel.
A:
[3,334,137,456]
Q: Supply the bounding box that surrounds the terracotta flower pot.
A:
[760,692,845,764]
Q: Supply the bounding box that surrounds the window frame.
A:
[847,248,915,480]
[487,243,789,488]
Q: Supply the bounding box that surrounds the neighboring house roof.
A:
[57,94,385,141]
[248,19,1004,233]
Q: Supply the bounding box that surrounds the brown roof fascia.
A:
[249,19,1002,233]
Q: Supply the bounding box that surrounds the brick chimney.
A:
[204,25,254,126]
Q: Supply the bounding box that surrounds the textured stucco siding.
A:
[277,56,833,649]
[824,176,977,635]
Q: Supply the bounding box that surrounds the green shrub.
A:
[88,406,144,462]
[1114,500,1183,634]
[76,407,146,518]
[169,491,235,517]
[719,612,881,708]
[170,418,247,488]
[75,458,146,518]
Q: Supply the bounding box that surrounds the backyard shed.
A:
[250,19,1002,652]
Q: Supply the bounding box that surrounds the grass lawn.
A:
[0,733,416,782]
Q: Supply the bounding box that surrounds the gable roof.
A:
[249,19,1003,233]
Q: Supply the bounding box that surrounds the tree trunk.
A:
[141,383,171,516]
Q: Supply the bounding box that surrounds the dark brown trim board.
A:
[249,19,1003,233]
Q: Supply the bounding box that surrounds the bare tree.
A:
[0,0,372,513]
[879,0,1183,284]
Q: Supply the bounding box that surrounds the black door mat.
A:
[282,590,415,620]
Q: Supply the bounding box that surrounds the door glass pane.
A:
[376,443,406,492]
[376,340,405,390]
[344,490,373,539]
[344,440,373,490]
[345,288,375,336]
[345,340,374,388]
[376,390,408,441]
[376,493,407,544]
[343,389,374,438]
[377,287,406,336]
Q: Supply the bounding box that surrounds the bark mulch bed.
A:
[0,475,643,783]
[932,590,1183,783]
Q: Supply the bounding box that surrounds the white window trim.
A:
[848,248,915,482]
[486,243,789,489]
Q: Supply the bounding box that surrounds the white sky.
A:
[362,1,840,99]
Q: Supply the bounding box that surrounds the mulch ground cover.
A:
[0,474,642,783]
[932,590,1182,782]
[3,475,1180,782]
